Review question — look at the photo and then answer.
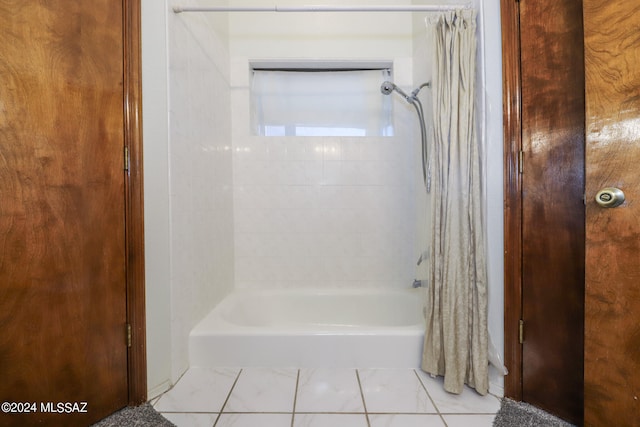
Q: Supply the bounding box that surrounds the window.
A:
[251,67,394,137]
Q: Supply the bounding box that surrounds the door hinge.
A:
[124,146,130,172]
[519,319,524,344]
[518,150,524,174]
[126,323,132,347]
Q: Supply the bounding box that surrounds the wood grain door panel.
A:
[584,1,640,424]
[0,2,128,425]
[519,0,585,423]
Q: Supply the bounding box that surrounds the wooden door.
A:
[518,0,586,424]
[0,2,130,425]
[583,1,640,425]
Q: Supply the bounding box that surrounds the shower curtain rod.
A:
[173,4,471,13]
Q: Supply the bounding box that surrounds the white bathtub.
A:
[189,288,426,368]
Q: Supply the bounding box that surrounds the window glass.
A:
[251,68,393,137]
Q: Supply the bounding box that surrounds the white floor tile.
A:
[369,414,446,427]
[154,367,239,413]
[296,369,365,413]
[161,412,218,427]
[358,369,436,414]
[216,413,292,427]
[293,413,368,427]
[224,368,298,413]
[442,414,497,427]
[416,370,501,414]
[152,366,504,426]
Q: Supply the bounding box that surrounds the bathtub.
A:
[189,288,426,369]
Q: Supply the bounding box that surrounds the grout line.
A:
[148,395,162,406]
[291,369,300,427]
[294,411,367,415]
[213,368,243,427]
[439,412,500,415]
[365,412,452,415]
[163,409,486,415]
[413,369,448,427]
[355,369,371,427]
[215,412,294,414]
[152,368,191,408]
[217,411,371,415]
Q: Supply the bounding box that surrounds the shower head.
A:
[380,81,395,95]
[380,81,410,100]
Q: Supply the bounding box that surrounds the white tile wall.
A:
[412,8,434,285]
[232,86,419,289]
[167,9,235,380]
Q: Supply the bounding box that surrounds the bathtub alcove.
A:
[147,0,506,397]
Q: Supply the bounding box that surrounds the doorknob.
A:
[595,187,625,208]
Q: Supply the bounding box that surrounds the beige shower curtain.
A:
[421,9,488,396]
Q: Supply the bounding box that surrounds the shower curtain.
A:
[421,9,488,395]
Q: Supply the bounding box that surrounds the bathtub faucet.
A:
[412,279,424,288]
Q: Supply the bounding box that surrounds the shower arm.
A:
[411,82,431,99]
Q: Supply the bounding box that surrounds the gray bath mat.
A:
[91,403,175,427]
[493,398,575,427]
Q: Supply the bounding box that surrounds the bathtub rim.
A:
[190,287,426,337]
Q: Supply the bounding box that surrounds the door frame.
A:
[500,0,524,400]
[123,0,147,405]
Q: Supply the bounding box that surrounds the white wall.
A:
[229,0,413,59]
[479,0,505,396]
[142,0,504,398]
[142,0,172,398]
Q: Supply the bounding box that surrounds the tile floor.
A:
[153,367,500,427]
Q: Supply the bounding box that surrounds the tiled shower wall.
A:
[411,9,434,285]
[228,4,420,290]
[167,10,235,379]
[231,133,418,289]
